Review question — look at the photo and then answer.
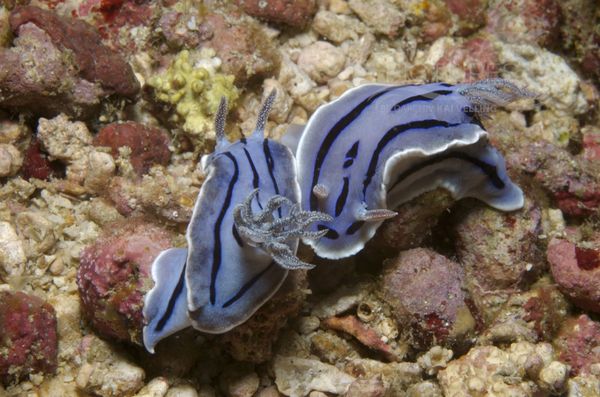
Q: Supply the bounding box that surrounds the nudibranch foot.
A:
[143,248,190,353]
[233,189,333,270]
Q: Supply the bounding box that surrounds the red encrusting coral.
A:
[453,197,543,292]
[0,291,58,386]
[443,0,487,36]
[507,141,600,218]
[547,237,600,313]
[486,0,562,48]
[199,10,281,84]
[0,6,139,118]
[380,248,476,350]
[77,220,172,344]
[436,37,499,81]
[554,315,600,376]
[236,0,317,28]
[94,121,171,176]
[20,138,62,180]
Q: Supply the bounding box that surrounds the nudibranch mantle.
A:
[296,80,527,259]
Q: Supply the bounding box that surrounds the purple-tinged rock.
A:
[380,248,477,350]
[77,220,172,344]
[554,315,600,376]
[547,237,600,313]
[0,291,58,386]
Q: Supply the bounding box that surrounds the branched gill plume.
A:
[233,189,333,269]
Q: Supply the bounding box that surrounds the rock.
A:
[380,248,476,350]
[15,210,56,257]
[507,141,600,218]
[582,125,600,162]
[0,6,138,118]
[75,0,156,55]
[254,386,281,397]
[538,361,569,393]
[438,342,565,396]
[166,384,199,397]
[219,363,259,397]
[76,220,172,344]
[435,37,499,82]
[297,41,346,84]
[0,291,58,386]
[453,197,543,292]
[9,6,139,97]
[198,10,280,84]
[220,271,307,363]
[415,1,451,43]
[0,221,26,279]
[311,330,361,365]
[496,41,588,115]
[559,0,600,84]
[0,143,22,177]
[343,359,422,395]
[348,0,404,38]
[76,334,145,397]
[273,355,355,397]
[406,381,443,397]
[322,315,400,361]
[361,189,454,262]
[158,10,202,50]
[477,279,569,344]
[46,294,83,373]
[262,79,293,124]
[554,315,600,376]
[107,169,196,222]
[133,377,169,397]
[83,151,116,194]
[237,0,317,28]
[141,328,206,378]
[417,346,453,376]
[312,10,366,44]
[486,0,562,47]
[342,375,386,397]
[0,119,26,144]
[443,0,487,36]
[20,138,61,181]
[547,237,600,313]
[94,122,171,176]
[567,375,600,396]
[37,114,93,183]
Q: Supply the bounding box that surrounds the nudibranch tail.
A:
[143,248,191,353]
[233,189,333,270]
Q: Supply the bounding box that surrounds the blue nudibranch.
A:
[143,79,527,352]
[144,92,330,352]
[296,79,526,259]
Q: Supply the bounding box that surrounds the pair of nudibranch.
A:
[144,79,529,352]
